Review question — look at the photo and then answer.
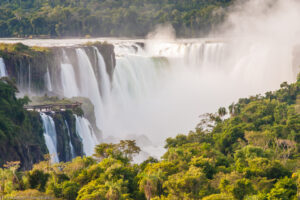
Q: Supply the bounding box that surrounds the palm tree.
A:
[229,103,234,116]
[105,180,123,200]
[218,107,227,117]
[139,170,164,200]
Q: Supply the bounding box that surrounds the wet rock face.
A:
[96,43,116,80]
[0,110,84,170]
[1,49,58,94]
[63,111,84,158]
[1,43,116,96]
[52,111,84,162]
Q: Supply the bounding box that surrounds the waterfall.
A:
[45,67,52,92]
[0,58,7,77]
[201,43,226,69]
[18,61,26,92]
[93,47,111,103]
[64,120,76,159]
[4,38,295,160]
[40,113,59,163]
[60,63,79,98]
[144,41,227,69]
[58,48,107,153]
[99,51,172,141]
[28,64,31,94]
[100,40,295,148]
[59,49,80,98]
[75,48,104,130]
[75,115,98,156]
[112,55,167,101]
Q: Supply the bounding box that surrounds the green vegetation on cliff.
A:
[0,43,49,55]
[0,77,47,170]
[1,75,300,200]
[0,0,232,38]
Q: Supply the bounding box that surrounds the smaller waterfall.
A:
[76,48,104,130]
[0,58,8,77]
[45,67,52,92]
[60,49,80,98]
[60,63,79,98]
[64,120,76,159]
[40,113,59,163]
[28,64,31,94]
[112,55,167,101]
[201,43,226,69]
[93,47,111,102]
[75,115,98,156]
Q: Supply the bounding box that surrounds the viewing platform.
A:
[24,102,82,112]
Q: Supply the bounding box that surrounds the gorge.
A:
[2,0,300,199]
[0,37,299,168]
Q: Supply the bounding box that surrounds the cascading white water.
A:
[75,115,98,156]
[114,43,144,56]
[60,63,79,98]
[112,56,164,100]
[40,113,59,163]
[28,64,31,94]
[144,41,227,69]
[201,43,227,69]
[57,46,172,156]
[99,39,298,152]
[75,48,104,130]
[64,120,76,159]
[93,47,111,103]
[0,58,8,77]
[58,48,108,154]
[60,50,80,98]
[45,67,52,92]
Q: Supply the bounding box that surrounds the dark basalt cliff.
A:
[0,43,53,94]
[0,42,116,95]
[52,110,84,162]
[0,107,85,170]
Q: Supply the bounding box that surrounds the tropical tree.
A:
[139,170,164,200]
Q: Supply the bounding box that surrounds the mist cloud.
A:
[146,23,176,41]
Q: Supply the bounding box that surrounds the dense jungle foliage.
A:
[1,74,300,200]
[0,77,47,170]
[0,0,232,38]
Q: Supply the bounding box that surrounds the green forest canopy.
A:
[0,0,233,38]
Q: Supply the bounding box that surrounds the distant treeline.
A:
[0,0,232,38]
